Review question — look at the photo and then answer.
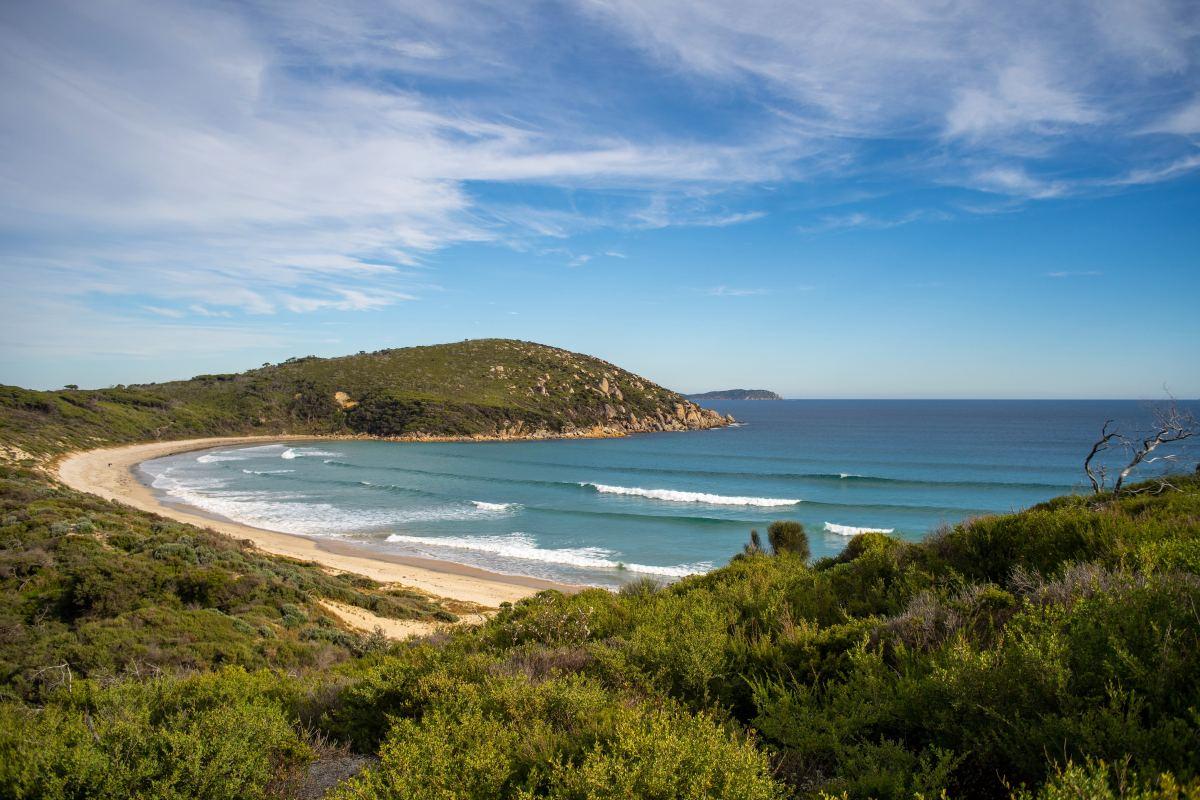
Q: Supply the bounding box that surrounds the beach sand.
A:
[56,437,575,635]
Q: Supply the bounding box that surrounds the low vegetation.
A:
[0,339,727,457]
[2,457,1198,797]
[0,351,1197,798]
[0,463,457,703]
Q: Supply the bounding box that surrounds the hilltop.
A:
[686,389,782,400]
[0,339,731,458]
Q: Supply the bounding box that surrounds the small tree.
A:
[741,529,764,556]
[1084,401,1196,496]
[767,521,809,559]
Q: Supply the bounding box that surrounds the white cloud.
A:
[944,61,1103,140]
[583,0,1200,192]
[1046,270,1103,278]
[707,286,768,297]
[798,209,946,235]
[971,167,1068,199]
[0,0,1197,338]
[1144,96,1200,135]
[142,306,185,318]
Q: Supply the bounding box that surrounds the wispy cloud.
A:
[798,209,948,235]
[707,286,769,297]
[1046,270,1103,278]
[142,306,185,319]
[585,0,1200,197]
[0,0,1197,349]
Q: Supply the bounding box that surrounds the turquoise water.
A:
[141,401,1199,588]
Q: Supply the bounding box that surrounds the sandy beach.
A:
[55,437,576,621]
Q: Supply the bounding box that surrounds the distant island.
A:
[685,389,782,400]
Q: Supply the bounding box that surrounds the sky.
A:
[0,0,1197,398]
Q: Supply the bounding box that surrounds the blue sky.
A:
[0,0,1197,397]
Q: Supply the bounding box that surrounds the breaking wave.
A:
[281,447,343,460]
[383,532,709,578]
[149,473,498,534]
[471,500,519,512]
[583,483,799,507]
[824,521,895,536]
[196,452,247,463]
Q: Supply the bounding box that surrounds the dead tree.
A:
[1084,402,1196,496]
[1083,419,1119,494]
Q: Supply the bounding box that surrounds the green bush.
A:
[767,520,809,558]
[0,668,312,800]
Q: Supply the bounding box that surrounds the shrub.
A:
[767,521,809,559]
[0,668,312,800]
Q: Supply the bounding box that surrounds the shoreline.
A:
[55,436,579,610]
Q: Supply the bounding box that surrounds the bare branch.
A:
[1113,403,1195,495]
[1084,419,1119,494]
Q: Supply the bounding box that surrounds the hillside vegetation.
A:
[0,339,729,458]
[0,347,1197,798]
[2,455,1198,797]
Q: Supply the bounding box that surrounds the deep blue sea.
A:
[141,401,1200,588]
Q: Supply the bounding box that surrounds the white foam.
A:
[584,483,799,507]
[838,473,862,479]
[196,452,247,463]
[384,532,709,577]
[241,469,295,475]
[471,500,518,512]
[824,522,894,536]
[281,447,343,460]
[148,472,484,535]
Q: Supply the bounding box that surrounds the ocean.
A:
[140,400,1200,588]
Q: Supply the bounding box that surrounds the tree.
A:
[288,379,333,423]
[1084,401,1196,496]
[767,521,809,559]
[741,529,764,556]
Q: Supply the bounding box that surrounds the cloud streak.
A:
[0,0,1197,360]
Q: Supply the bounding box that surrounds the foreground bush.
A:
[0,668,311,800]
[2,463,1199,798]
[330,675,781,800]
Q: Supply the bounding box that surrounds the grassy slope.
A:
[0,339,727,458]
[1,347,1198,798]
[0,462,461,703]
[1,456,1197,797]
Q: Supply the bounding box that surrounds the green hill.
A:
[0,339,731,458]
